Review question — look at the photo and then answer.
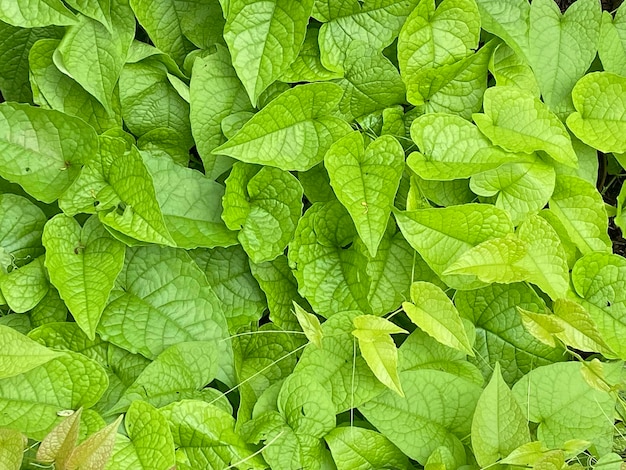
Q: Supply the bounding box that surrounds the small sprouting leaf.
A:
[598,6,626,76]
[65,414,122,470]
[0,428,26,470]
[293,302,323,349]
[37,408,82,466]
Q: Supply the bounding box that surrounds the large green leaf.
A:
[214,83,352,171]
[474,0,530,62]
[566,72,626,154]
[360,369,481,466]
[394,204,514,289]
[528,0,601,117]
[325,132,404,257]
[599,6,626,76]
[43,215,125,340]
[572,252,626,360]
[0,256,49,313]
[471,363,530,467]
[473,86,578,167]
[0,102,98,203]
[0,351,108,440]
[288,201,371,316]
[53,0,135,114]
[280,26,340,83]
[489,43,539,97]
[456,283,564,384]
[223,163,303,263]
[0,325,62,379]
[224,0,314,106]
[0,0,76,27]
[512,362,617,454]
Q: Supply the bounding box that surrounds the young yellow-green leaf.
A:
[403,282,473,356]
[549,175,611,255]
[0,256,49,313]
[0,102,98,203]
[190,44,252,179]
[110,341,219,414]
[0,429,26,470]
[288,201,372,316]
[408,113,518,181]
[444,234,533,284]
[65,414,122,470]
[424,446,456,470]
[54,1,134,114]
[352,315,407,396]
[325,132,404,257]
[474,0,530,62]
[470,155,555,225]
[599,6,626,76]
[516,215,569,300]
[489,43,540,97]
[471,363,530,466]
[473,87,578,167]
[0,351,108,440]
[142,153,238,249]
[279,26,341,83]
[0,324,62,379]
[398,0,480,79]
[360,369,482,466]
[293,303,323,349]
[324,426,410,470]
[394,204,514,289]
[518,307,563,348]
[318,0,418,71]
[214,83,352,171]
[572,252,626,360]
[512,362,616,454]
[528,0,601,117]
[62,0,112,29]
[224,0,314,105]
[36,408,82,466]
[223,163,303,263]
[0,0,76,27]
[43,215,125,340]
[566,72,626,154]
[552,299,615,356]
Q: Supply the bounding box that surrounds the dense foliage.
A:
[0,0,625,468]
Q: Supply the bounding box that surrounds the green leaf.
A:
[456,283,564,384]
[360,369,481,466]
[65,414,122,470]
[110,341,219,414]
[293,303,323,349]
[63,0,112,29]
[289,201,371,316]
[53,0,135,114]
[0,0,76,27]
[318,0,418,71]
[224,0,314,105]
[325,132,404,257]
[189,44,252,179]
[352,314,407,396]
[0,351,107,440]
[599,7,626,76]
[142,152,238,249]
[0,102,98,203]
[572,252,626,360]
[190,245,267,332]
[528,0,601,116]
[29,288,68,327]
[42,215,124,340]
[0,256,49,313]
[489,43,539,97]
[552,299,615,356]
[469,155,556,225]
[473,86,578,167]
[0,428,25,470]
[512,362,616,454]
[214,83,352,171]
[402,281,474,356]
[407,112,517,181]
[474,0,529,61]
[394,204,514,289]
[98,246,231,365]
[471,363,530,467]
[548,174,611,255]
[223,163,303,263]
[324,426,409,470]
[566,72,626,154]
[0,324,62,379]
[279,26,341,83]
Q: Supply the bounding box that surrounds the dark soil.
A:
[598,154,626,256]
[555,0,623,11]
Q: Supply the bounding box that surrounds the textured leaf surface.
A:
[474,0,529,61]
[0,428,25,470]
[0,0,76,27]
[0,256,49,313]
[0,193,46,271]
[599,7,626,76]
[0,324,62,379]
[65,415,122,470]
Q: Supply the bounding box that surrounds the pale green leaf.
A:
[214,83,352,171]
[474,0,530,61]
[599,7,626,76]
[489,43,539,97]
[471,363,530,467]
[0,256,49,313]
[43,215,125,340]
[360,369,481,466]
[473,86,578,167]
[403,281,474,356]
[63,0,112,29]
[566,72,626,154]
[512,362,616,454]
[224,0,314,105]
[0,102,98,203]
[325,132,404,257]
[0,324,62,379]
[548,174,611,254]
[65,415,122,470]
[0,428,25,470]
[0,0,76,27]
[552,299,615,356]
[518,307,562,348]
[408,112,517,181]
[29,288,68,327]
[293,303,323,349]
[424,446,456,470]
[279,26,341,82]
